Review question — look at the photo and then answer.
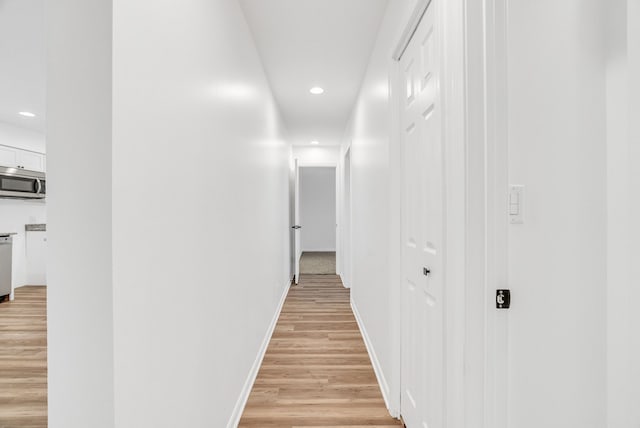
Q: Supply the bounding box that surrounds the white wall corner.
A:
[351,298,400,419]
[226,279,291,428]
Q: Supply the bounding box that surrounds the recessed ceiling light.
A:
[309,87,324,95]
[310,140,320,145]
[19,111,36,118]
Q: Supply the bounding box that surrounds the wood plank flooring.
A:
[0,287,47,428]
[0,281,400,427]
[239,275,401,428]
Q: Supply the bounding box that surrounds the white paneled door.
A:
[400,3,445,427]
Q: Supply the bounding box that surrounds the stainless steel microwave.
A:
[0,166,46,199]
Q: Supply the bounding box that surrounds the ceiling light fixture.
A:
[19,111,36,118]
[309,87,324,95]
[310,140,320,145]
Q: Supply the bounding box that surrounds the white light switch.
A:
[509,185,524,224]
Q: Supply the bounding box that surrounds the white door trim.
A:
[388,60,402,419]
[340,148,352,288]
[440,0,467,425]
[484,1,510,427]
[293,159,301,284]
[392,0,433,61]
[463,0,509,427]
[296,161,337,168]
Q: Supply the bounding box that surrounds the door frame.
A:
[390,0,497,424]
[294,163,339,279]
[461,0,510,426]
[292,158,301,283]
[340,148,352,288]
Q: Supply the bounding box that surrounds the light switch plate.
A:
[509,185,524,224]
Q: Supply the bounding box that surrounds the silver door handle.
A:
[291,225,301,229]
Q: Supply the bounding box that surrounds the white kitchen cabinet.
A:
[0,145,46,172]
[0,145,18,167]
[26,231,47,285]
[19,151,46,172]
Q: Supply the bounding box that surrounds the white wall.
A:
[505,1,607,426]
[0,121,46,154]
[0,200,46,292]
[292,145,340,165]
[48,0,291,427]
[110,0,291,427]
[506,4,640,427]
[340,0,418,414]
[47,0,114,426]
[299,167,336,251]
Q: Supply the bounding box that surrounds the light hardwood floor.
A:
[239,275,401,427]
[0,287,47,428]
[0,281,400,427]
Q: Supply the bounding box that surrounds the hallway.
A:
[36,0,640,426]
[239,275,400,427]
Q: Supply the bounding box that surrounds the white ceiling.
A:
[0,0,386,141]
[0,0,45,133]
[240,0,388,146]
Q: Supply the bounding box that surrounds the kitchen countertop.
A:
[25,224,46,232]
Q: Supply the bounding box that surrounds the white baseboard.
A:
[338,273,350,288]
[351,298,399,418]
[301,248,336,252]
[226,279,291,428]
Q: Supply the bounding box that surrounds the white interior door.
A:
[399,3,445,427]
[293,159,301,283]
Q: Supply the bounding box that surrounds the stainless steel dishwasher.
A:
[0,235,12,299]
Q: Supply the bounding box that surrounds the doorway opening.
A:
[0,1,48,426]
[297,166,337,275]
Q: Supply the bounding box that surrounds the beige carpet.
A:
[299,251,336,274]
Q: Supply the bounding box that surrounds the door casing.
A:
[293,159,301,283]
[341,148,352,288]
[294,162,339,282]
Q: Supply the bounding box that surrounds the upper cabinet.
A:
[0,145,18,166]
[17,150,46,172]
[0,145,46,172]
